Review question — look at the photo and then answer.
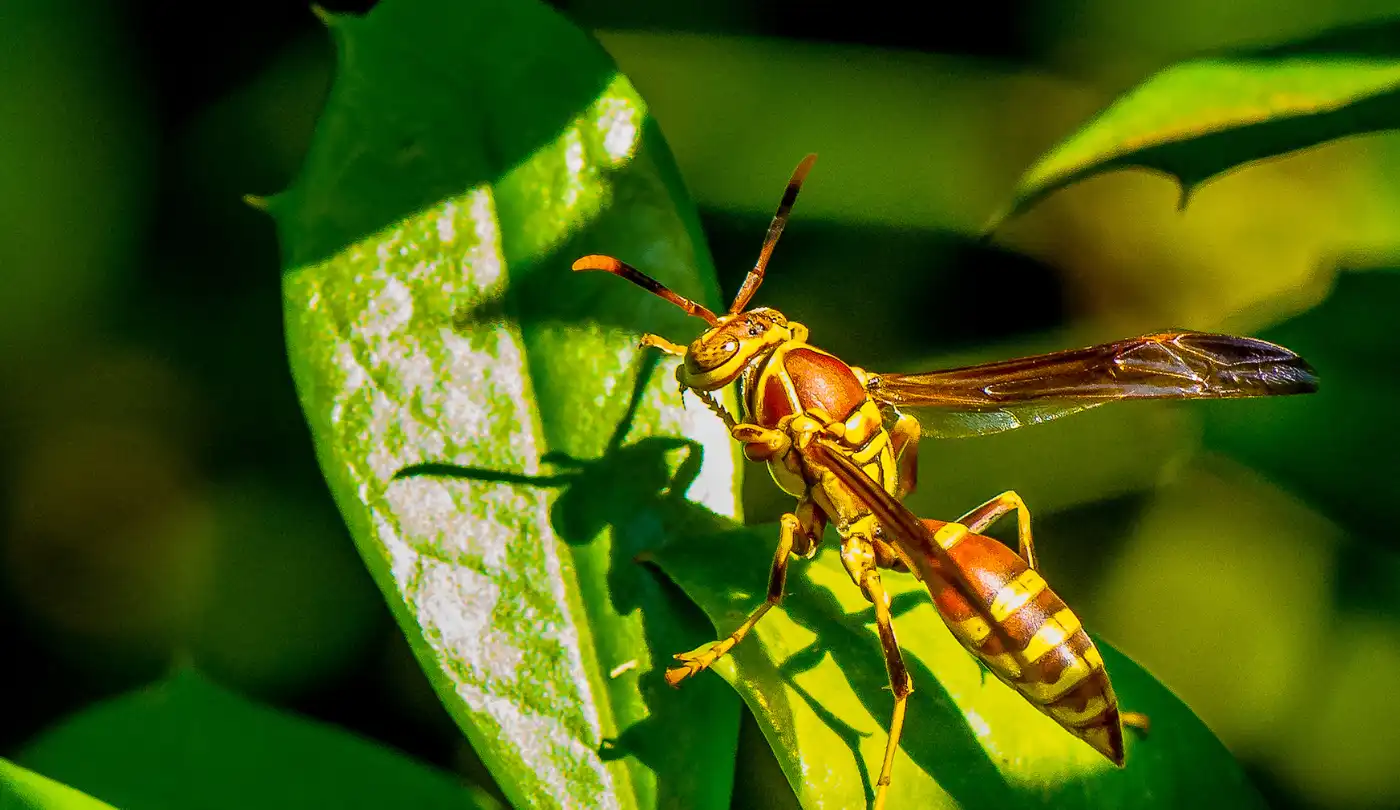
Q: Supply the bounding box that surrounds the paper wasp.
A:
[573,154,1318,808]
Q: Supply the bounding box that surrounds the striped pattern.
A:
[990,569,1045,623]
[922,519,1125,765]
[933,522,968,551]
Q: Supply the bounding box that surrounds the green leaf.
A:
[267,0,743,807]
[992,19,1400,227]
[16,670,490,810]
[0,758,116,810]
[649,522,1265,809]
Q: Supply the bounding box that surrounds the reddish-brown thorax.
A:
[750,347,867,429]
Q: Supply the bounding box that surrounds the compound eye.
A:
[689,336,740,372]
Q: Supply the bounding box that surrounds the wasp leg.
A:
[666,509,812,686]
[783,408,841,449]
[840,530,912,810]
[1121,711,1151,734]
[640,333,687,356]
[691,387,738,429]
[888,412,921,500]
[792,498,827,559]
[956,490,1036,572]
[731,422,791,462]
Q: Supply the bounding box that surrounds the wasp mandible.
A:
[573,154,1318,809]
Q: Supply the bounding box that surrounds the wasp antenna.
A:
[573,255,720,326]
[729,153,817,313]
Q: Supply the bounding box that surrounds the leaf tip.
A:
[244,191,291,219]
[979,203,1015,239]
[1175,179,1197,213]
[310,4,340,27]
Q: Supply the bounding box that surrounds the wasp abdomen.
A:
[920,519,1125,765]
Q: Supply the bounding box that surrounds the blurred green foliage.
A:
[3,0,1400,808]
[16,670,498,810]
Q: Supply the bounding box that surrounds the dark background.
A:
[4,0,1400,807]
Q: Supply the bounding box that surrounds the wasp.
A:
[573,155,1318,809]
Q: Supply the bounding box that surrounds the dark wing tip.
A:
[1262,354,1319,394]
[1175,332,1319,396]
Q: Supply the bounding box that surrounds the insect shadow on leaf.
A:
[769,553,1018,807]
[450,232,702,343]
[393,350,738,796]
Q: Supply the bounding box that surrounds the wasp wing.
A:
[866,331,1318,439]
[802,439,1024,653]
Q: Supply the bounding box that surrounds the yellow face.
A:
[679,307,800,390]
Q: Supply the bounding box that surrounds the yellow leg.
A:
[957,490,1036,571]
[888,412,921,499]
[1122,711,1151,734]
[731,422,792,460]
[639,333,727,421]
[780,408,840,449]
[840,533,912,810]
[791,498,826,558]
[666,512,800,687]
[640,333,686,356]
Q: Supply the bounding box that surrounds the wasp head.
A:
[677,307,803,390]
[572,154,818,394]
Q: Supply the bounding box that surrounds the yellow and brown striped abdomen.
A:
[919,518,1125,765]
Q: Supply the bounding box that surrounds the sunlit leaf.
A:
[16,671,491,810]
[993,19,1400,227]
[267,0,743,807]
[650,522,1265,809]
[0,758,115,810]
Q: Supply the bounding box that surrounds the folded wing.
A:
[866,331,1318,438]
[802,439,1024,654]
